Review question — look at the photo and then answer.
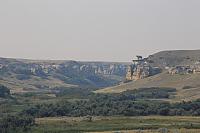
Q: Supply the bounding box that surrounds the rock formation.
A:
[168,65,200,75]
[126,56,161,81]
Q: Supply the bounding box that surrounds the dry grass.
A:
[35,116,200,132]
[89,129,200,133]
[95,72,200,102]
[0,75,77,94]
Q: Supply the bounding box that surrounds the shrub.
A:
[182,86,194,90]
[0,85,10,98]
[0,115,35,133]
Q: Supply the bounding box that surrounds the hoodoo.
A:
[126,56,161,81]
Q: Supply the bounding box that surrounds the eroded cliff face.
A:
[126,56,161,81]
[59,61,127,76]
[168,64,200,75]
[126,51,200,80]
[0,58,128,88]
[0,61,127,77]
[126,64,161,81]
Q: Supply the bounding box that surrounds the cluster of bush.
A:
[0,85,10,98]
[2,86,200,132]
[54,87,176,100]
[22,90,200,117]
[121,87,176,99]
[0,115,35,133]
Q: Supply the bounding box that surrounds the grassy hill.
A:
[96,50,200,102]
[96,72,200,102]
[149,50,200,68]
[0,58,128,93]
[1,50,200,99]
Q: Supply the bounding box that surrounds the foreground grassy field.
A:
[33,116,200,133]
[90,129,200,133]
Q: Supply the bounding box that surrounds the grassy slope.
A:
[149,50,200,68]
[96,50,200,102]
[0,75,76,93]
[96,72,200,102]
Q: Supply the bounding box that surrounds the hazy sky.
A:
[0,0,200,62]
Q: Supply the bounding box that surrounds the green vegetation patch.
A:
[123,87,176,99]
[0,85,10,98]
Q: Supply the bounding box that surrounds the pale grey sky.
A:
[0,0,200,62]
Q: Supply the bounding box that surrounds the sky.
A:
[0,0,200,62]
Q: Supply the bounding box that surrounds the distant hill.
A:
[96,50,200,102]
[0,57,128,93]
[2,50,200,98]
[149,50,200,69]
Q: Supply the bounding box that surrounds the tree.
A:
[0,115,35,133]
[0,85,10,98]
